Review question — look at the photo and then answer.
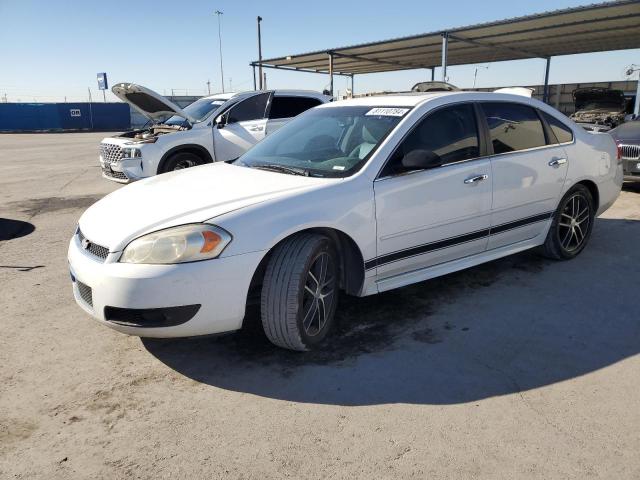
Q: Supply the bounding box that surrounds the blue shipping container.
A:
[0,102,130,132]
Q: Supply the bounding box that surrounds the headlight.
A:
[122,147,142,158]
[120,224,232,264]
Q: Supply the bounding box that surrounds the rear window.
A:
[541,111,574,144]
[269,96,323,119]
[481,102,546,154]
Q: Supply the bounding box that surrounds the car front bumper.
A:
[99,156,150,184]
[68,233,264,338]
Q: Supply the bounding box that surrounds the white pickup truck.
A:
[99,83,331,183]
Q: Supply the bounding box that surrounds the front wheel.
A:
[261,233,339,351]
[540,184,595,260]
[160,152,203,173]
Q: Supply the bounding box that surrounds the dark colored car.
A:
[610,119,640,181]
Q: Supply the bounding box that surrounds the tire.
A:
[160,152,203,173]
[539,184,595,260]
[261,233,339,351]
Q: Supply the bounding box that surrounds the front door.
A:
[372,103,492,284]
[479,102,569,249]
[213,92,270,162]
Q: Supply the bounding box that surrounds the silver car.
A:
[610,119,640,181]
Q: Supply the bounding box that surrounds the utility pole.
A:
[257,16,263,90]
[215,10,225,93]
[206,80,211,95]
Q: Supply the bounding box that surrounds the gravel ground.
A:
[1,133,639,479]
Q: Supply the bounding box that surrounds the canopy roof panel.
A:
[255,1,640,75]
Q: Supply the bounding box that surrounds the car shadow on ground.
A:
[0,218,35,241]
[622,181,640,194]
[143,218,639,406]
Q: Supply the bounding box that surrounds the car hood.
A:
[111,83,197,123]
[573,88,626,113]
[79,163,329,252]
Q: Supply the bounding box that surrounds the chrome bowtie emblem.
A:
[82,238,91,250]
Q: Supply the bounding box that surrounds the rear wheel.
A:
[160,152,203,173]
[261,233,339,351]
[540,184,595,260]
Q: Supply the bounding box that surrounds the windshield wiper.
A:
[252,164,309,176]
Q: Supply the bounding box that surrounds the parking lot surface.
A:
[1,133,639,479]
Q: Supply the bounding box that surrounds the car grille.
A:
[77,280,93,307]
[620,144,640,160]
[78,229,110,261]
[101,166,129,181]
[100,143,123,164]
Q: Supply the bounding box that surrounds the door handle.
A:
[249,126,264,132]
[464,174,489,184]
[548,157,567,167]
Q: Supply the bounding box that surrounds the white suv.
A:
[99,83,331,182]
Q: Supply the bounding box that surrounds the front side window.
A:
[541,111,574,144]
[481,102,546,154]
[381,103,479,176]
[269,96,323,119]
[237,106,407,177]
[227,93,270,123]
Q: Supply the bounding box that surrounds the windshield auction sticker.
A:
[365,107,410,117]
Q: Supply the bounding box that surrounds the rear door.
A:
[213,92,271,162]
[266,95,324,135]
[373,103,492,283]
[480,102,569,249]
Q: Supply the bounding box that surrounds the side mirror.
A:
[401,149,442,170]
[215,114,227,129]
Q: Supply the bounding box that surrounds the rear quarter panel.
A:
[561,125,622,215]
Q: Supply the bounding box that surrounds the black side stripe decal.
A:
[365,211,553,270]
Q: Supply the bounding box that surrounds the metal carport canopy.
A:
[253,0,640,97]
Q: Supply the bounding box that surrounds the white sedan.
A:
[69,92,623,351]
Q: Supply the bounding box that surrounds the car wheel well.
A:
[157,145,213,173]
[246,227,365,308]
[576,180,599,210]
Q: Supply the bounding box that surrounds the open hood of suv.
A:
[573,88,626,112]
[111,83,197,123]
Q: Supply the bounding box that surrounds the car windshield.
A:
[236,106,409,177]
[164,97,229,125]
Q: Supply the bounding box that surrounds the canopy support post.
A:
[634,78,640,117]
[441,32,449,81]
[431,68,435,81]
[351,74,354,96]
[543,57,551,103]
[252,64,257,91]
[328,52,334,96]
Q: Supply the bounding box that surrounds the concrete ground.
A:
[0,133,639,479]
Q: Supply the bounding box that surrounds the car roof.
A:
[201,90,330,101]
[318,91,546,109]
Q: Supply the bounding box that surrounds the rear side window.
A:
[541,111,574,144]
[481,102,546,154]
[227,93,270,123]
[269,96,323,119]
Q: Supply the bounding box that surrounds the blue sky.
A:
[0,0,638,102]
